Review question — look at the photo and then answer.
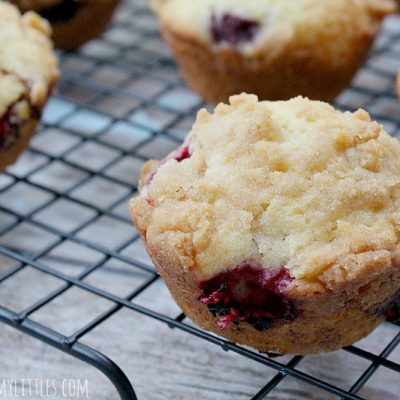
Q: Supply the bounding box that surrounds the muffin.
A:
[152,0,396,103]
[10,0,119,50]
[130,94,400,355]
[0,2,59,171]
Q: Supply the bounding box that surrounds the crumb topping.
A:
[134,94,400,283]
[0,2,59,117]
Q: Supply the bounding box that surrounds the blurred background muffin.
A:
[10,0,119,50]
[0,2,59,171]
[152,0,396,103]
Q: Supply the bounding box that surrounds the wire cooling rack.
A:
[0,1,399,399]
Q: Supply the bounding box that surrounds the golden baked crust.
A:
[0,2,59,170]
[10,0,119,50]
[153,0,396,102]
[147,238,399,354]
[161,23,375,103]
[130,94,400,354]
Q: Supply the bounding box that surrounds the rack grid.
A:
[0,1,399,399]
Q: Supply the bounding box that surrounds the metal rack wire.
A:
[0,1,399,399]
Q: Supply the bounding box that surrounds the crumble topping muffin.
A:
[152,0,396,103]
[0,2,59,171]
[9,0,119,50]
[130,94,400,354]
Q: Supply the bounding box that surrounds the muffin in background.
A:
[0,2,59,171]
[130,93,400,355]
[152,0,396,103]
[10,0,119,50]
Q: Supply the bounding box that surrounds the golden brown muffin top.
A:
[131,94,400,286]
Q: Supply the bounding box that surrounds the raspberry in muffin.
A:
[9,0,119,50]
[0,2,59,171]
[130,93,400,355]
[151,0,396,103]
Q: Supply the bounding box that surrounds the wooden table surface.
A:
[0,1,400,399]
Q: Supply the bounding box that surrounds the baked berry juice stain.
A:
[211,13,259,46]
[198,263,297,331]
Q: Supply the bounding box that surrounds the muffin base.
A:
[50,0,119,50]
[131,170,400,355]
[161,23,376,103]
[0,118,39,171]
[144,234,398,354]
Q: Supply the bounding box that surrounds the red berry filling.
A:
[173,144,191,162]
[211,13,260,46]
[198,263,296,331]
[0,106,19,151]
